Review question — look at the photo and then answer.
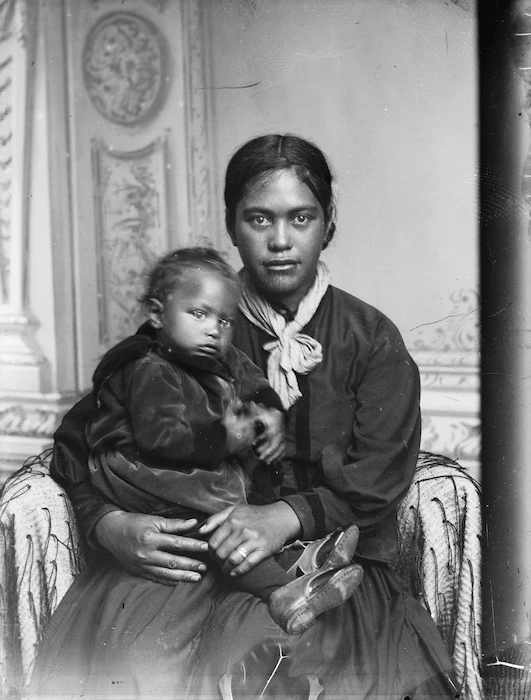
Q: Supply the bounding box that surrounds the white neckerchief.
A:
[239,261,331,409]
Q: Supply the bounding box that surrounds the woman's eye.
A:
[191,310,205,319]
[293,214,309,225]
[250,215,269,226]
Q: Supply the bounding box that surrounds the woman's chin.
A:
[256,268,298,292]
[259,273,314,308]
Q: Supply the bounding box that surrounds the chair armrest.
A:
[0,449,86,695]
[397,450,483,700]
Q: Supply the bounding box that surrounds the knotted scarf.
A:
[239,261,331,409]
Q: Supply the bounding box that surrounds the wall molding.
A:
[0,391,79,481]
[0,392,78,435]
[181,0,219,246]
[0,406,57,437]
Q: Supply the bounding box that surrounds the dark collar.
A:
[92,323,234,392]
[154,329,233,379]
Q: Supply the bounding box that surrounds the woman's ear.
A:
[322,221,336,250]
[146,298,164,328]
[322,203,336,251]
[225,209,237,246]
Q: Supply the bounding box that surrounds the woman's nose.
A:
[268,220,292,251]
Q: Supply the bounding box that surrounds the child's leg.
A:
[225,525,360,602]
[228,531,364,636]
[229,553,364,636]
[229,556,294,601]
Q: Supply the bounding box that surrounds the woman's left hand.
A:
[207,502,302,576]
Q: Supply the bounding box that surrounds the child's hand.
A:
[252,406,286,464]
[222,402,257,456]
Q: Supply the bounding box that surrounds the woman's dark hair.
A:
[140,246,240,305]
[224,134,336,249]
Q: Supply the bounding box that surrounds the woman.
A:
[31,135,458,699]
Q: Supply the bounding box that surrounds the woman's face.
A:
[229,168,329,311]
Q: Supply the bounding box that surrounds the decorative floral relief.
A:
[92,137,169,347]
[419,368,479,392]
[410,288,479,356]
[83,12,168,125]
[420,415,480,463]
[0,406,58,436]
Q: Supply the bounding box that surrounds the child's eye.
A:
[219,318,233,328]
[191,310,205,319]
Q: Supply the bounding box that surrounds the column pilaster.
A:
[0,1,76,478]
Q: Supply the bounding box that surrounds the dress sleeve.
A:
[123,357,228,464]
[281,318,421,543]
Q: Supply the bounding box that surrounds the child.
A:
[86,247,363,634]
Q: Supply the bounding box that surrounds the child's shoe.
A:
[269,563,364,635]
[287,524,360,577]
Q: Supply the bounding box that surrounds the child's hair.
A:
[140,246,241,305]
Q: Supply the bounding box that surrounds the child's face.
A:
[151,270,239,359]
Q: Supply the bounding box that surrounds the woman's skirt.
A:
[28,553,458,700]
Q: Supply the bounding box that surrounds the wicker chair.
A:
[0,449,482,699]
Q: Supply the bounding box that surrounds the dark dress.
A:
[29,286,458,699]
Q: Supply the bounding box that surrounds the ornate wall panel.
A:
[92,137,170,346]
[0,0,219,476]
[66,0,218,387]
[410,289,480,478]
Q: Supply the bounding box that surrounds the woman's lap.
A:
[29,555,217,698]
[29,557,457,699]
[197,561,457,699]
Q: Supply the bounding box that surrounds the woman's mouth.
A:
[264,259,297,271]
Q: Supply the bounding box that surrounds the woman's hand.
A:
[94,511,209,585]
[207,502,301,576]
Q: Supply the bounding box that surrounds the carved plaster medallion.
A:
[82,12,168,126]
